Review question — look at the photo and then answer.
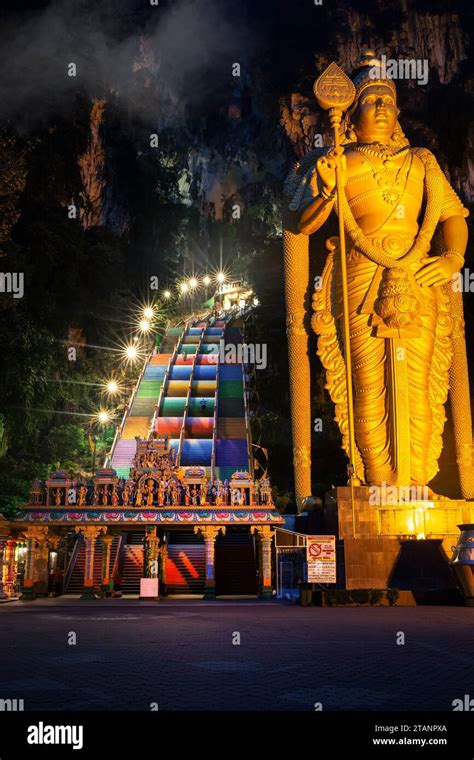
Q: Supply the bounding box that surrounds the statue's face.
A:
[352,83,399,143]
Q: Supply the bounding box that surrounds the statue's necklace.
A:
[352,142,409,161]
[352,144,411,205]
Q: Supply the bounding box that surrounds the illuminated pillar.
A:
[4,538,18,597]
[76,526,104,600]
[21,527,49,600]
[160,538,168,597]
[100,534,114,592]
[251,526,274,599]
[47,535,61,597]
[0,533,8,600]
[194,525,225,599]
[145,531,160,579]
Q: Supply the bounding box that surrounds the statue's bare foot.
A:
[411,484,449,501]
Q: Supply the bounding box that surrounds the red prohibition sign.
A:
[308,542,322,558]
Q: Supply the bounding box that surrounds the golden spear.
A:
[314,63,359,527]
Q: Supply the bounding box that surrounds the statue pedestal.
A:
[336,486,474,591]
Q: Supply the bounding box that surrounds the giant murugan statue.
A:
[283,52,474,507]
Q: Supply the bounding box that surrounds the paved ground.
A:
[0,598,472,711]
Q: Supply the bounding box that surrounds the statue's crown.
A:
[349,50,397,111]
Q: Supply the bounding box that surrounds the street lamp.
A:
[96,410,111,425]
[122,343,139,365]
[142,306,154,320]
[138,318,151,333]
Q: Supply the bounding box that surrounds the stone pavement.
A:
[0,598,472,711]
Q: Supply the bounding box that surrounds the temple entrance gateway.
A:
[215,528,258,596]
[2,316,284,601]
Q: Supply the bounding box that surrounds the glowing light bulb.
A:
[97,410,111,425]
[125,345,138,361]
[163,290,171,299]
[189,277,198,289]
[203,276,211,286]
[139,319,151,332]
[143,306,154,320]
[106,381,119,395]
[180,282,189,294]
[216,272,226,283]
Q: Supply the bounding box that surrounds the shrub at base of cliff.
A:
[320,588,400,607]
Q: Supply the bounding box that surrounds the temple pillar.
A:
[21,527,49,600]
[251,526,274,599]
[47,535,62,597]
[100,534,114,593]
[76,526,105,600]
[159,537,168,597]
[0,531,8,600]
[4,538,18,597]
[145,531,160,578]
[194,525,225,599]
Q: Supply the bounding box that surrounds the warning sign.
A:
[307,535,336,583]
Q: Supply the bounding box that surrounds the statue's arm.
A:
[283,148,337,236]
[415,151,469,287]
[439,171,469,267]
[441,214,468,269]
[298,185,335,235]
[298,151,342,235]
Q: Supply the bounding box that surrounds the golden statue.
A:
[283,52,473,506]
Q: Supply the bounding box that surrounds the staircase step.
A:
[122,417,149,439]
[217,417,247,438]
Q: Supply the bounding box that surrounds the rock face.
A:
[78,98,106,229]
[72,1,473,240]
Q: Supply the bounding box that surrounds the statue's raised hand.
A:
[314,148,347,196]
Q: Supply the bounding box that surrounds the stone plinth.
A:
[337,487,472,591]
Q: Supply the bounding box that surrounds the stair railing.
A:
[105,344,154,468]
[177,325,201,466]
[63,533,82,593]
[148,330,181,440]
[110,534,124,585]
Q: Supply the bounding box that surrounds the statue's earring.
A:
[345,122,356,142]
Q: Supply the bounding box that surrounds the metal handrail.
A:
[63,534,82,593]
[176,325,198,466]
[105,345,153,468]
[148,330,182,440]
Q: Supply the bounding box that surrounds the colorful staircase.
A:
[109,314,253,484]
[109,322,185,478]
[65,535,121,594]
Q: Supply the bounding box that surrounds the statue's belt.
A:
[331,234,438,337]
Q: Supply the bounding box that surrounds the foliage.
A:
[41,424,89,470]
[369,589,385,606]
[350,589,371,605]
[0,457,49,518]
[0,133,28,248]
[386,588,400,607]
[325,588,398,606]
